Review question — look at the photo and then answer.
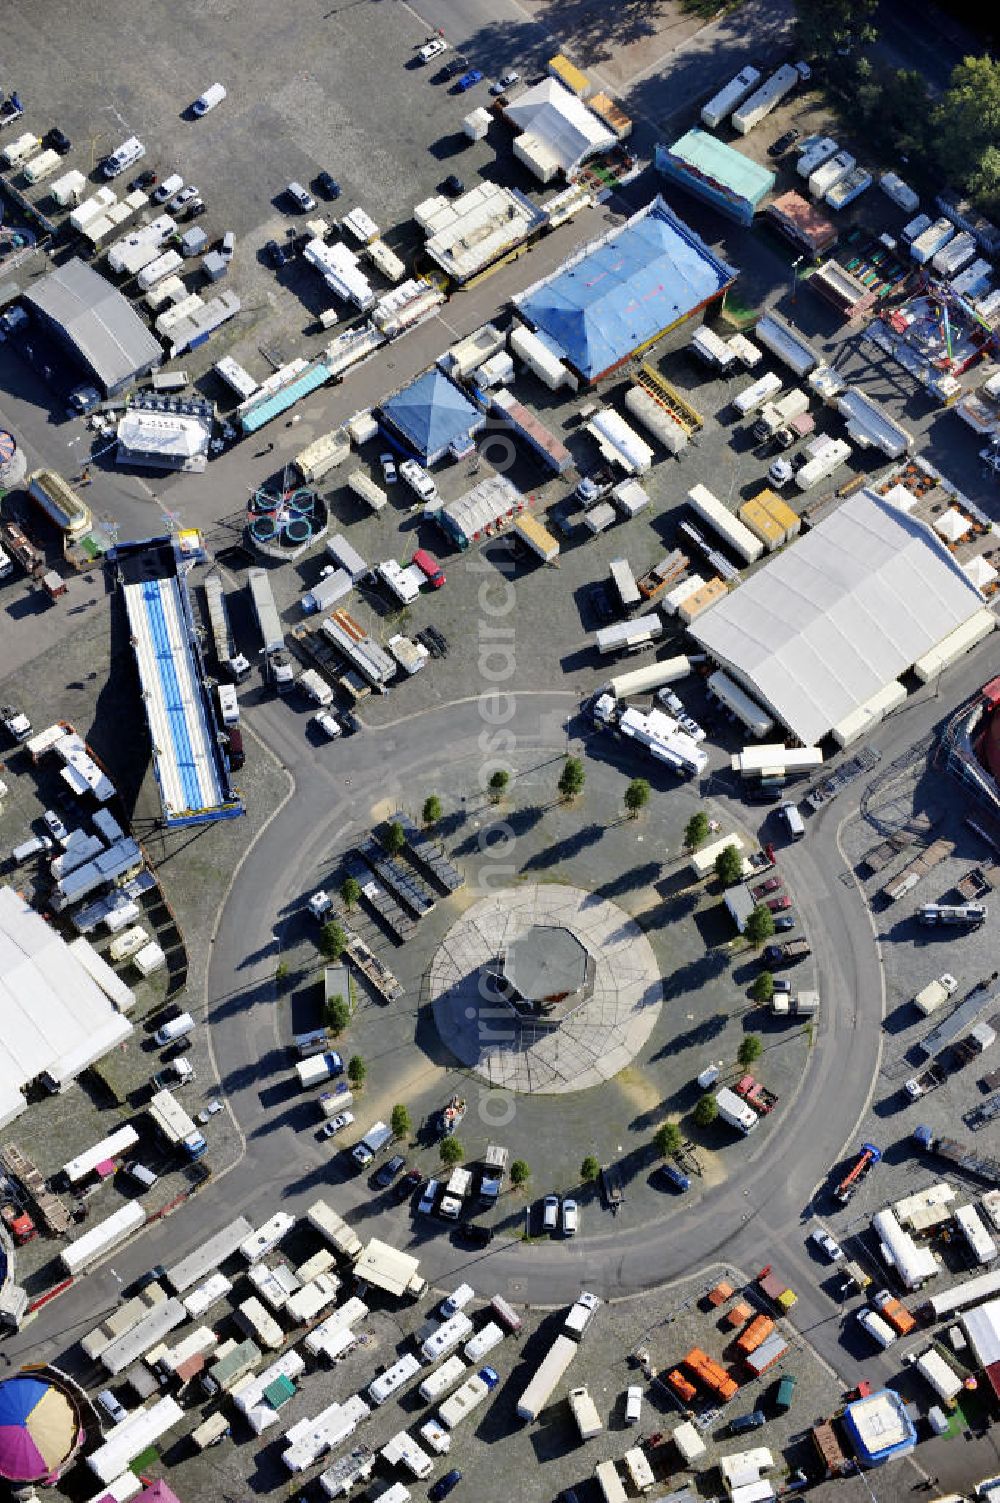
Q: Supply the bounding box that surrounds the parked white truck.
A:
[568,1386,603,1440]
[299,669,334,707]
[715,1087,758,1134]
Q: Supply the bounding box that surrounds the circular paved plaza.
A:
[429,884,663,1094]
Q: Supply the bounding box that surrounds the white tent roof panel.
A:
[691,489,988,745]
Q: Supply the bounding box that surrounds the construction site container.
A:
[22,148,61,184]
[295,428,351,484]
[346,470,387,513]
[2,132,40,167]
[50,168,87,206]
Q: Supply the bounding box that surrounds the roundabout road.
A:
[197,687,885,1379]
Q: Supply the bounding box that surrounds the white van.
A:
[154,1012,195,1047]
[780,802,805,839]
[125,1161,158,1190]
[217,684,239,726]
[153,172,184,204]
[12,834,52,863]
[193,82,227,115]
[103,136,145,178]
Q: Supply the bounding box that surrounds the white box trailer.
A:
[754,314,820,377]
[687,483,763,564]
[595,614,663,656]
[419,1355,468,1402]
[881,172,919,213]
[594,1460,628,1503]
[438,1371,494,1429]
[731,64,800,135]
[609,558,641,610]
[381,1432,434,1480]
[708,669,775,738]
[734,371,783,417]
[326,534,368,582]
[299,668,334,705]
[568,1386,603,1440]
[609,655,691,701]
[62,1201,145,1276]
[347,470,387,513]
[796,138,838,178]
[933,230,976,278]
[302,567,352,617]
[236,1296,284,1350]
[166,1217,254,1293]
[422,1313,474,1363]
[910,218,955,265]
[795,436,852,490]
[809,150,856,200]
[138,250,184,291]
[295,428,351,484]
[2,131,40,167]
[701,65,762,129]
[240,1211,295,1265]
[307,1199,363,1261]
[22,147,61,184]
[51,168,87,206]
[690,324,739,371]
[916,1348,963,1405]
[623,1448,655,1493]
[955,1205,997,1265]
[516,1334,577,1421]
[586,409,653,475]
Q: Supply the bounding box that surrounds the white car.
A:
[625,1386,643,1425]
[562,1199,578,1236]
[491,71,519,95]
[809,1228,845,1262]
[419,37,448,61]
[542,1194,559,1232]
[941,973,959,995]
[197,1099,224,1123]
[379,452,398,485]
[153,173,184,204]
[168,185,200,213]
[42,809,68,843]
[320,1109,355,1139]
[313,711,342,740]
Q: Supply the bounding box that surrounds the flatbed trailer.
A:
[637,550,688,601]
[914,1125,1000,1187]
[388,811,464,893]
[344,931,403,1002]
[357,836,435,918]
[343,853,415,942]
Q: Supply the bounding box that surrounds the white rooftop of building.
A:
[690,488,989,746]
[0,885,134,1128]
[963,1298,1000,1365]
[415,183,545,282]
[117,410,212,470]
[846,1391,910,1452]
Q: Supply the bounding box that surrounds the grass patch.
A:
[679,0,742,16]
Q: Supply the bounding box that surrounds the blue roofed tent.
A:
[380,368,485,465]
[514,195,737,384]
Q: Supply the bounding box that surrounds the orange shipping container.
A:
[667,1369,697,1403]
[736,1314,775,1355]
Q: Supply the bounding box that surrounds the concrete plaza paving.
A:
[428,883,663,1093]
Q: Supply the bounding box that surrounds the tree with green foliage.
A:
[439,1135,464,1167]
[684,811,710,851]
[715,844,744,888]
[347,1054,366,1088]
[488,769,510,803]
[738,1034,764,1069]
[422,794,442,827]
[624,778,651,819]
[324,994,351,1035]
[319,920,346,961]
[383,820,406,856]
[654,1122,683,1158]
[751,970,775,1004]
[558,756,586,802]
[934,56,1000,210]
[794,0,878,61]
[693,1093,719,1128]
[745,904,776,947]
[391,1104,411,1140]
[510,1158,531,1189]
[340,876,361,911]
[580,1155,601,1183]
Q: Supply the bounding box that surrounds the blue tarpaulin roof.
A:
[380,369,484,464]
[515,195,737,381]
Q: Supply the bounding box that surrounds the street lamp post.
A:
[790,255,805,304]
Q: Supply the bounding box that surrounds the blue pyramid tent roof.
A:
[381,369,484,463]
[515,196,736,382]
